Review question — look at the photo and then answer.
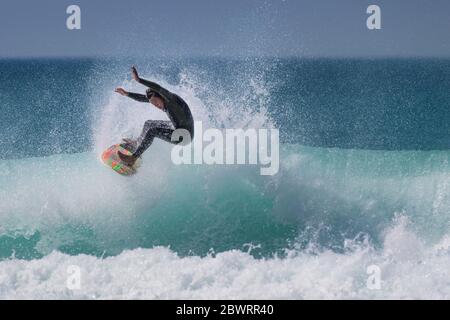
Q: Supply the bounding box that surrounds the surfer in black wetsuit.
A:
[115,66,194,166]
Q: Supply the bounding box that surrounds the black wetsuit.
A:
[126,78,194,158]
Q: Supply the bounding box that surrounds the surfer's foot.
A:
[118,151,137,166]
[120,138,137,152]
[122,138,136,145]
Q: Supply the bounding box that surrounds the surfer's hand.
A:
[115,87,128,96]
[131,66,139,81]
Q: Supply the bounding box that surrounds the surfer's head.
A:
[146,89,165,110]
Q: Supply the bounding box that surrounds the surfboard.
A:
[101,144,141,176]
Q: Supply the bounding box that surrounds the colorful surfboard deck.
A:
[101,144,141,176]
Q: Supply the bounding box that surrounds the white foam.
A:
[1,217,450,299]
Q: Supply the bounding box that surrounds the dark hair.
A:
[146,89,162,100]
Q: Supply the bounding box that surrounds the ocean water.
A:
[1,58,450,299]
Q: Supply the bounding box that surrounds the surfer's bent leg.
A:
[133,120,176,158]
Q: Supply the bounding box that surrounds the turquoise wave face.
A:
[2,143,450,260]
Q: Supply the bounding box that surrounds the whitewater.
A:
[1,58,450,299]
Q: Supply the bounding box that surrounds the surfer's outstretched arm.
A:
[131,66,171,100]
[127,92,149,103]
[115,87,148,103]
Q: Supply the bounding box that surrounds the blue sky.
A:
[1,0,450,58]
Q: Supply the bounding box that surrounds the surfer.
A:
[114,66,194,166]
